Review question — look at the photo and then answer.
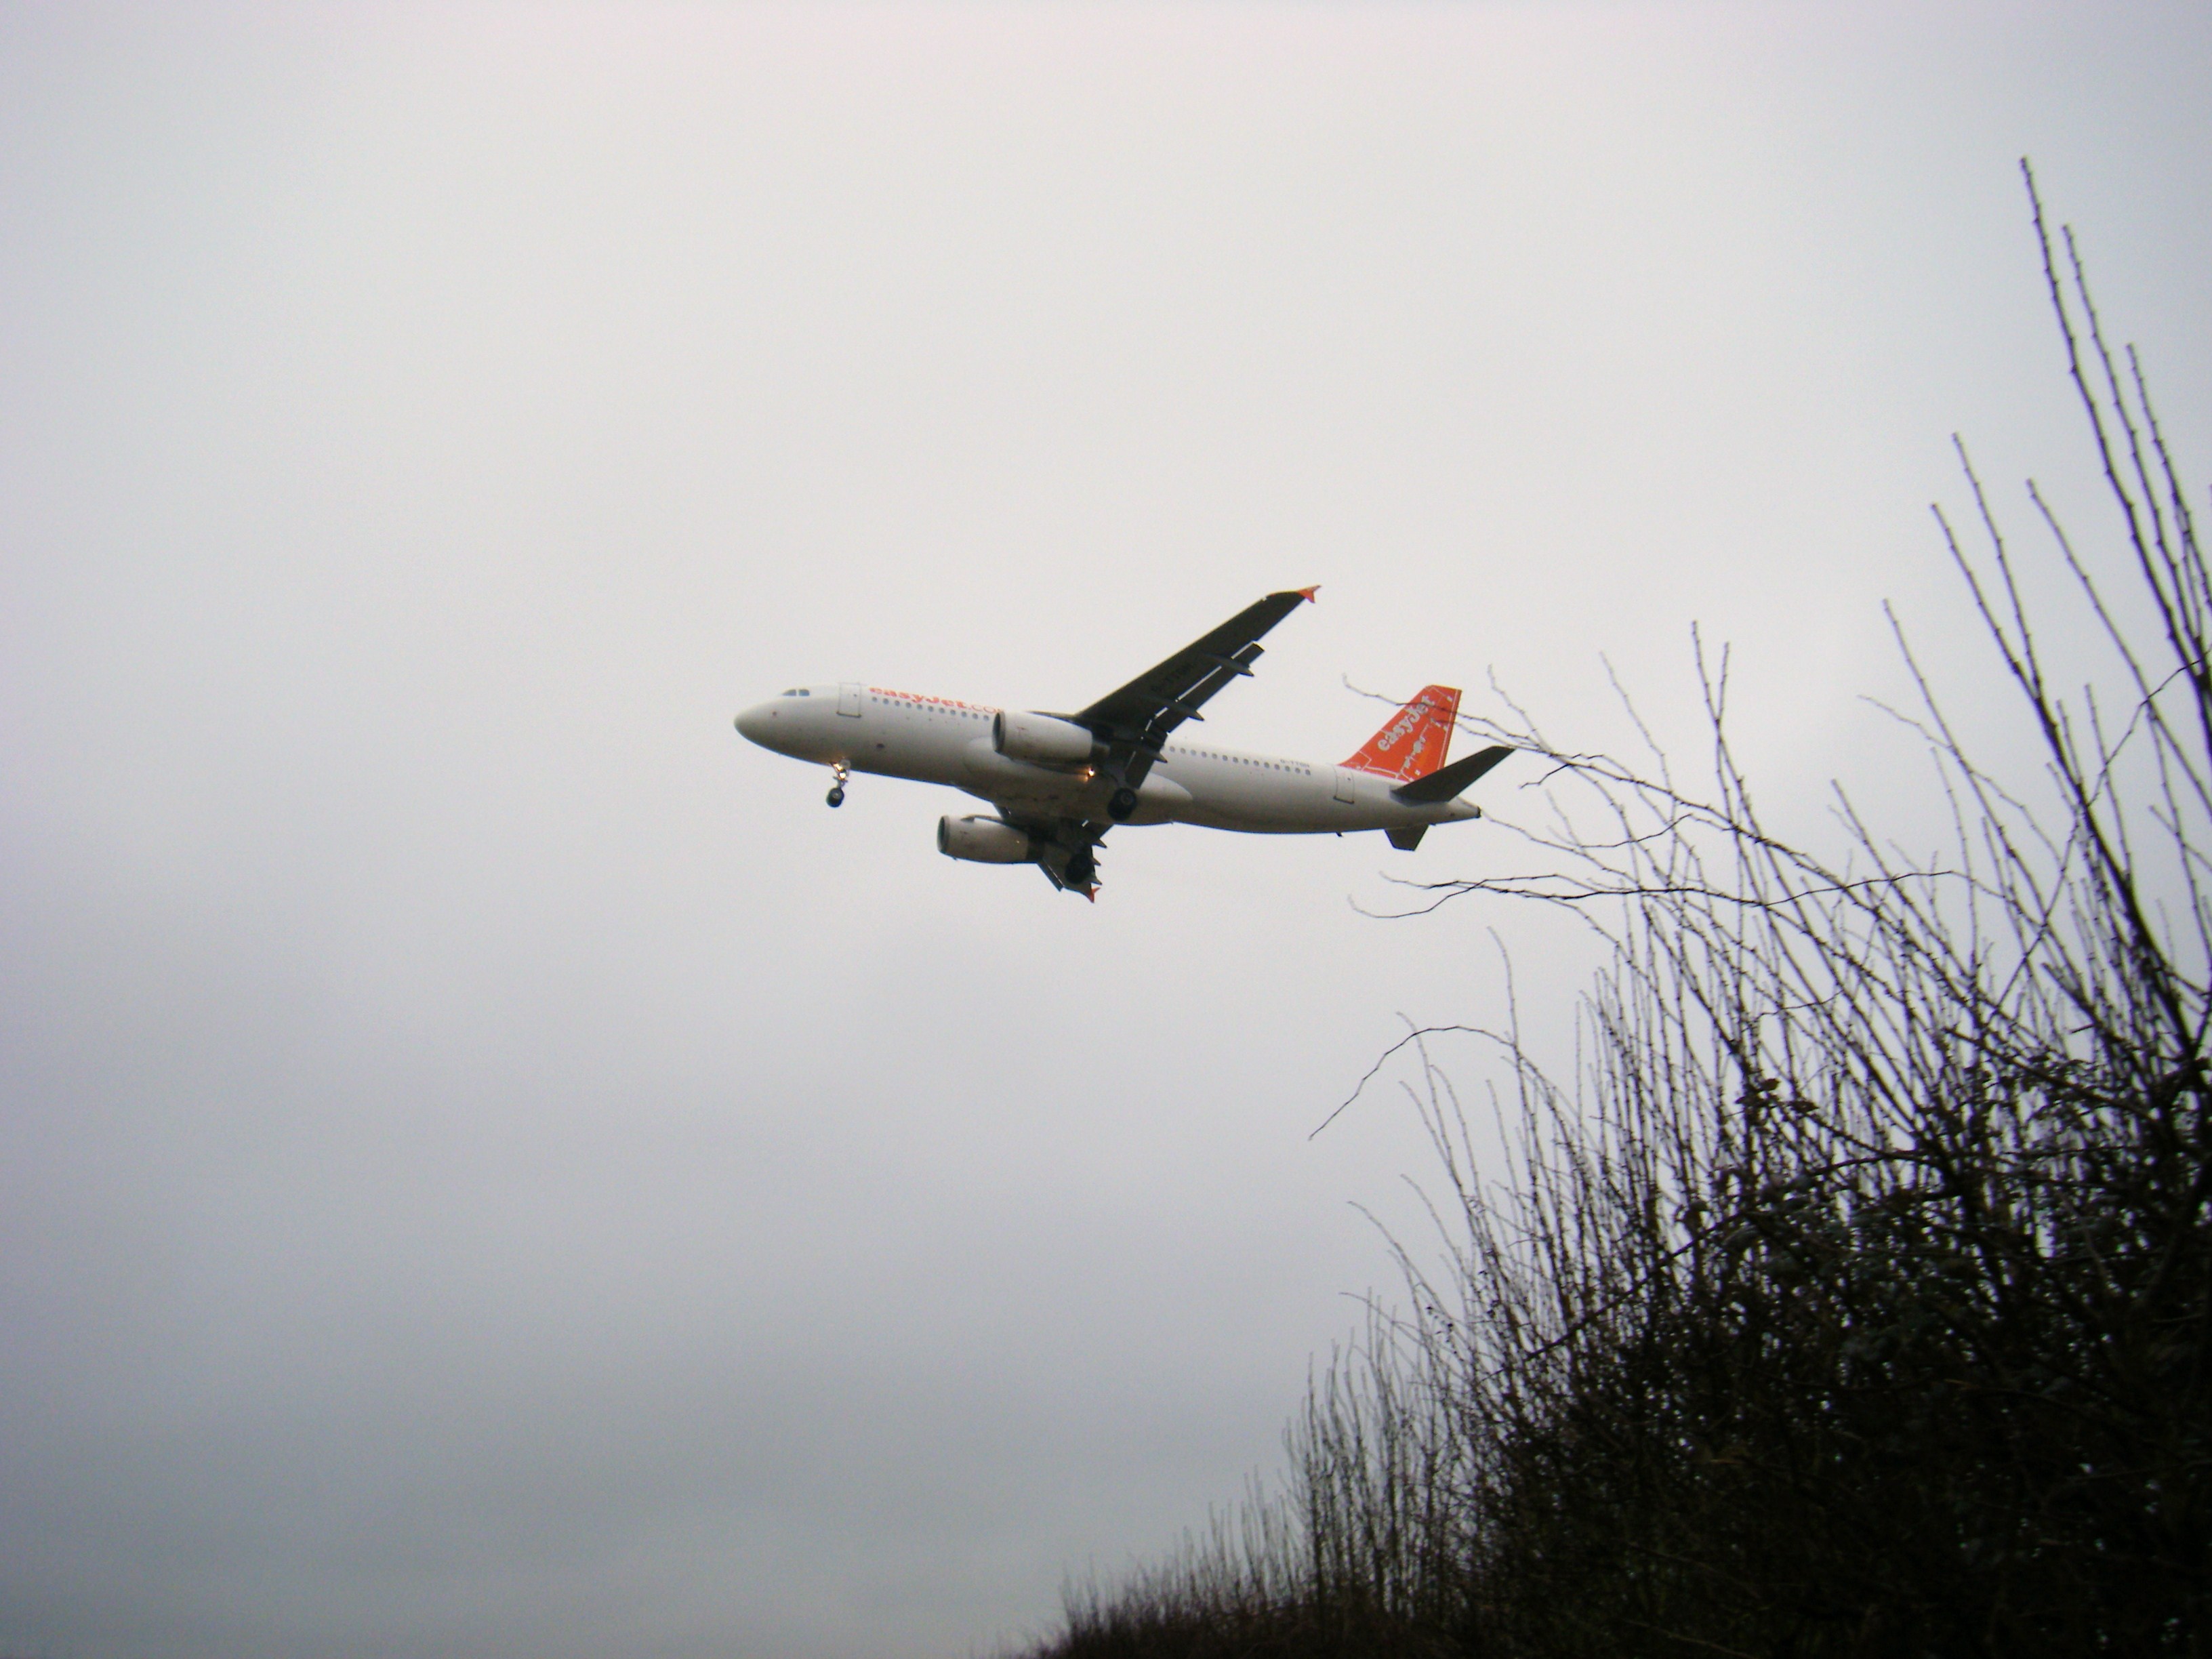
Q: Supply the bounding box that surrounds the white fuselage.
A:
[734,683,1483,836]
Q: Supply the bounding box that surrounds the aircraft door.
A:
[1333,767,1357,804]
[838,682,863,718]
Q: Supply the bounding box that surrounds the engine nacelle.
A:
[937,815,1033,864]
[992,710,1101,765]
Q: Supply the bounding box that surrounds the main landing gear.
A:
[826,761,849,808]
[1107,786,1139,821]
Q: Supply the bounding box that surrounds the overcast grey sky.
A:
[3,4,2208,1656]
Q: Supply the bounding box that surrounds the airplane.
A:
[732,586,1511,898]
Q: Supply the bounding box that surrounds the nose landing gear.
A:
[826,761,849,808]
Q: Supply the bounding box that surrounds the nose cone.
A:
[734,701,779,747]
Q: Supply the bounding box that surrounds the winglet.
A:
[1296,585,1320,602]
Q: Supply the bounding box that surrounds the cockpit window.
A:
[779,688,811,697]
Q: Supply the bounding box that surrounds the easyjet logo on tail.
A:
[1341,684,1461,782]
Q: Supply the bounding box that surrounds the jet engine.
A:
[991,710,1101,765]
[937,815,1033,864]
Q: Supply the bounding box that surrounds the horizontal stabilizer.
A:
[1391,744,1512,805]
[1386,825,1427,851]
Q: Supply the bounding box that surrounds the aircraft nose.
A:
[734,701,778,746]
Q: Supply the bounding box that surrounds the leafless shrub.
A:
[1018,164,2208,1659]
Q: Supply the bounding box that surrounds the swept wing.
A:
[1071,586,1318,792]
[999,586,1318,895]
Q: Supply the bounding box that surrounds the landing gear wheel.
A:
[826,760,850,808]
[1067,849,1097,888]
[825,786,845,808]
[1107,786,1139,821]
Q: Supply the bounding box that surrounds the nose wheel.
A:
[826,762,849,808]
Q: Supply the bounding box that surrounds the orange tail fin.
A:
[1342,684,1460,782]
